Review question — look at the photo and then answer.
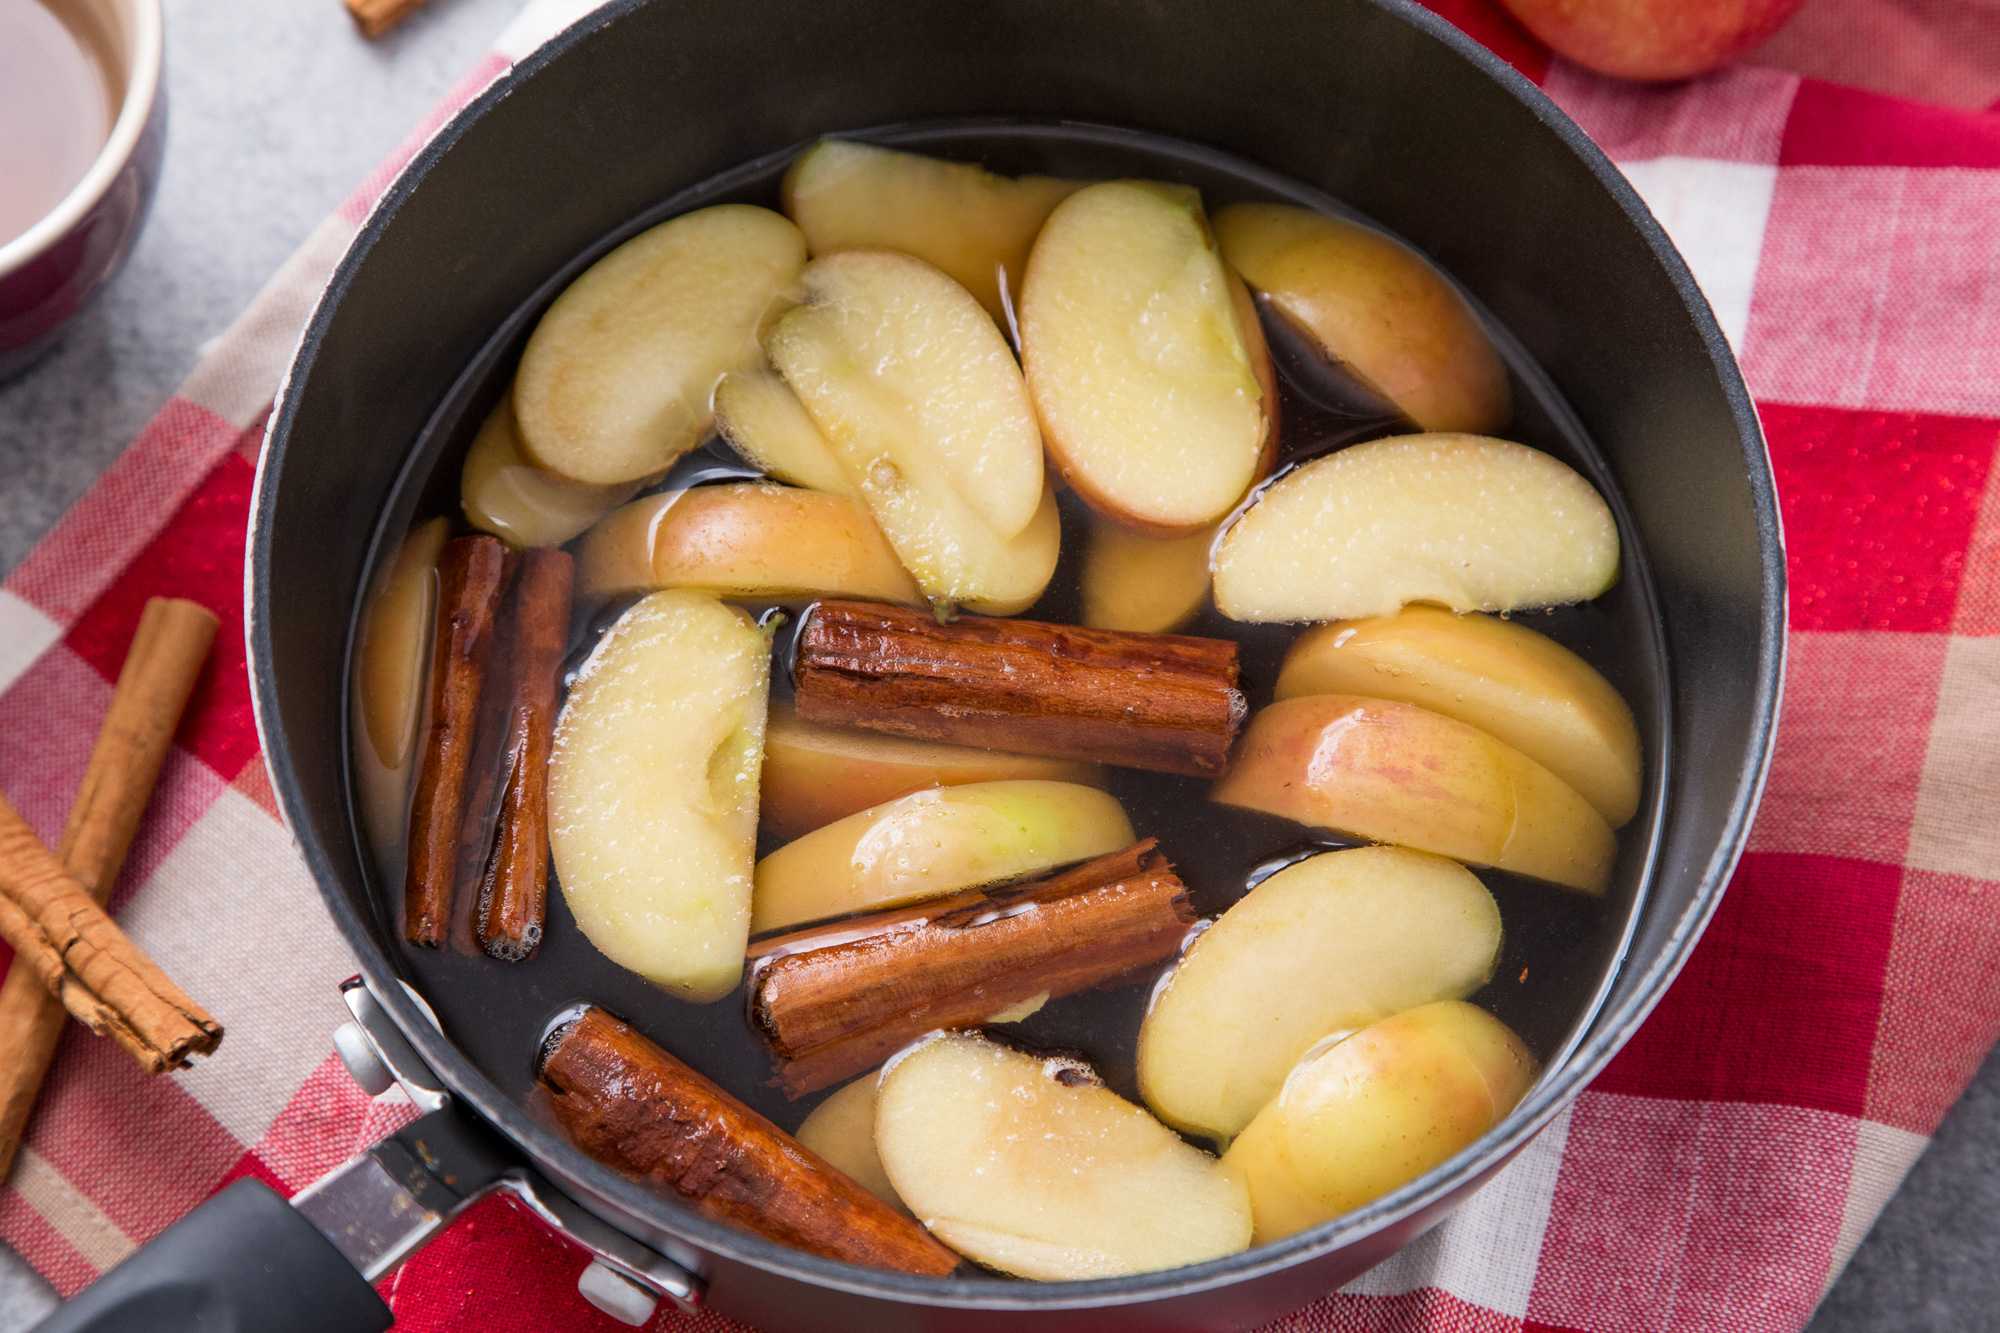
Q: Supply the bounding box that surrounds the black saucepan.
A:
[37,1,1784,1330]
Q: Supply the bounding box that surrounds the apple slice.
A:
[1212,433,1619,624]
[782,139,1084,324]
[1221,1001,1537,1242]
[459,392,640,548]
[1138,846,1501,1145]
[759,699,1102,840]
[1019,181,1276,534]
[352,517,449,872]
[1080,517,1215,634]
[549,590,770,1001]
[765,250,1057,613]
[514,204,807,485]
[796,1076,904,1211]
[751,779,1134,933]
[874,1034,1252,1279]
[1276,606,1642,827]
[574,483,924,608]
[712,370,853,496]
[1212,694,1617,894]
[1214,202,1510,434]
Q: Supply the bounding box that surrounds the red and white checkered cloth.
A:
[4,0,1997,1327]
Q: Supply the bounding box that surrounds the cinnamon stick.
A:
[793,600,1245,777]
[541,1007,962,1276]
[404,536,510,946]
[0,598,216,1176]
[343,0,432,39]
[748,841,1194,1097]
[473,548,573,960]
[0,786,222,1076]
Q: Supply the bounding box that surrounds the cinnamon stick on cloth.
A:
[0,603,224,1077]
[793,600,1246,777]
[749,840,1195,1097]
[0,598,217,1176]
[541,1007,962,1276]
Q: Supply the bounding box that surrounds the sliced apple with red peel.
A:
[353,516,449,871]
[1214,202,1510,434]
[549,590,770,1001]
[574,483,924,607]
[751,779,1134,933]
[796,1076,904,1211]
[1213,434,1619,624]
[1276,607,1642,827]
[782,139,1084,324]
[1019,181,1275,535]
[765,250,1055,612]
[1212,694,1617,894]
[514,204,807,485]
[1080,518,1214,634]
[1138,846,1501,1145]
[460,393,640,548]
[712,370,853,496]
[1221,1001,1537,1242]
[760,699,1103,840]
[874,1034,1252,1279]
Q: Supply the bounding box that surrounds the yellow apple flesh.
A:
[874,1034,1252,1279]
[751,779,1134,933]
[796,1076,904,1211]
[781,138,1084,324]
[459,393,640,548]
[712,369,853,496]
[1212,694,1617,895]
[352,517,449,872]
[1214,202,1510,434]
[1020,181,1274,534]
[759,699,1103,840]
[1221,1001,1538,1242]
[548,590,770,1001]
[1276,606,1641,827]
[1080,518,1215,634]
[1212,433,1619,624]
[514,203,806,484]
[765,249,1057,613]
[1137,846,1501,1145]
[573,483,924,608]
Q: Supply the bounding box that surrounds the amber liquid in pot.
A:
[350,122,1668,1244]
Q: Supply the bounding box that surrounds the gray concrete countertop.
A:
[0,2,1993,1328]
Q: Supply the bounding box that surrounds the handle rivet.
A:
[332,1021,395,1097]
[578,1259,659,1326]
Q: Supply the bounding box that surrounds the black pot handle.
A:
[29,1176,392,1333]
[32,980,705,1331]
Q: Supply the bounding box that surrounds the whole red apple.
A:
[1496,0,1807,80]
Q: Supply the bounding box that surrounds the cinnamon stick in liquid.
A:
[472,548,572,960]
[540,1007,961,1276]
[0,599,216,1173]
[748,840,1194,1097]
[404,535,509,946]
[792,600,1246,777]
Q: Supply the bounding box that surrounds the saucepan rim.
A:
[249,0,1786,1310]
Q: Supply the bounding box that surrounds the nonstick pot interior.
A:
[250,1,1784,1328]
